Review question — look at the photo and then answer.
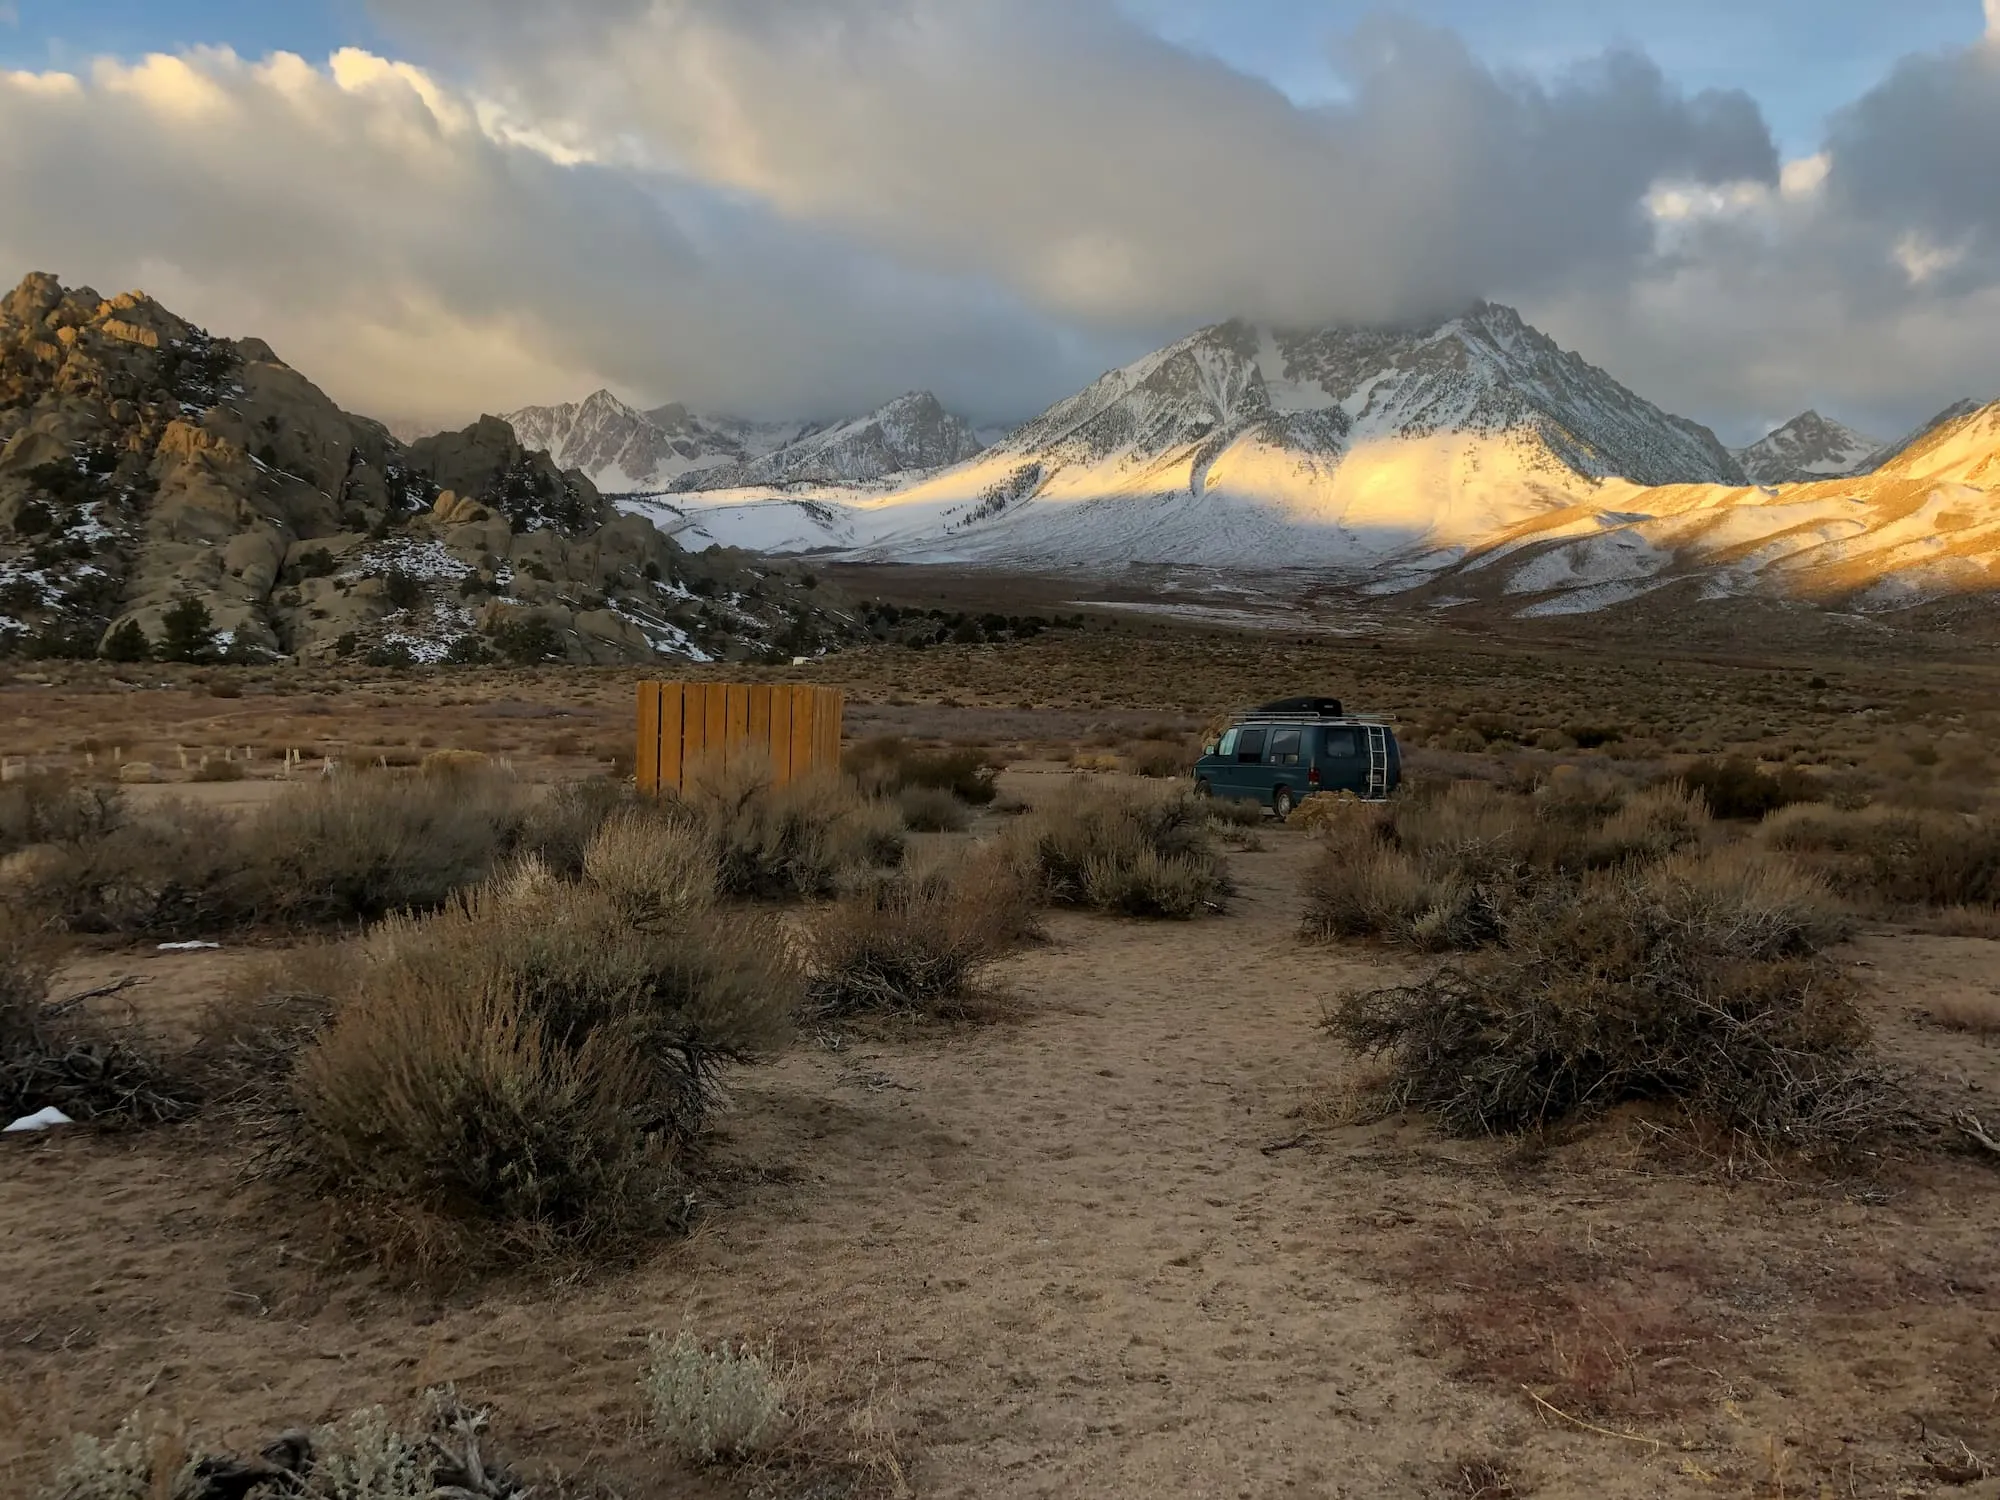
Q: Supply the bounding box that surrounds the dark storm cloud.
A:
[2,2,1995,438]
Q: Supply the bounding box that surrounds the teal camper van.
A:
[1193,697,1401,820]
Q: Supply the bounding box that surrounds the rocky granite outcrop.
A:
[0,273,849,665]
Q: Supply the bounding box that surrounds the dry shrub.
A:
[1583,782,1709,867]
[683,757,903,900]
[1302,780,1717,952]
[1288,793,1353,834]
[1004,783,1228,918]
[183,945,349,1117]
[1676,755,1822,820]
[518,775,641,877]
[45,1389,527,1500]
[644,1330,788,1464]
[0,908,194,1127]
[1928,993,2000,1035]
[895,785,970,833]
[845,737,1000,805]
[1301,840,1501,952]
[1122,739,1190,779]
[1326,855,1882,1148]
[1204,796,1265,828]
[7,773,529,936]
[1917,905,2000,940]
[805,854,1036,1019]
[0,773,121,856]
[2,799,240,935]
[1299,792,1502,951]
[238,771,527,926]
[189,757,246,783]
[581,809,715,920]
[1762,802,2000,909]
[293,880,796,1267]
[418,747,491,778]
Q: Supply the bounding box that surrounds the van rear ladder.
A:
[1363,724,1391,800]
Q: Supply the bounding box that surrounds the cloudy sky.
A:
[2,0,1996,445]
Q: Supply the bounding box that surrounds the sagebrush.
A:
[805,853,1035,1019]
[644,1330,788,1464]
[1326,851,1879,1147]
[1004,785,1229,918]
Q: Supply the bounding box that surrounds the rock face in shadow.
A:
[0,273,847,665]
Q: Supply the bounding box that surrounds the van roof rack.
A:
[1253,696,1343,717]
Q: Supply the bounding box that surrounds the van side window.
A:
[1235,727,1267,763]
[1216,728,1239,758]
[1322,728,1359,758]
[1269,728,1302,765]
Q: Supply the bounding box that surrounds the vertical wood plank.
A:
[724,684,750,771]
[768,684,795,786]
[658,682,685,793]
[790,689,818,783]
[682,681,709,776]
[636,681,661,795]
[747,683,772,762]
[704,683,728,770]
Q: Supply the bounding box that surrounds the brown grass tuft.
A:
[1003,783,1229,918]
[681,756,905,900]
[805,854,1038,1020]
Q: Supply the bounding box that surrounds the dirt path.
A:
[5,826,1996,1498]
[692,834,1626,1498]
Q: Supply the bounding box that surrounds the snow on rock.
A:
[1733,411,1886,484]
[506,389,984,497]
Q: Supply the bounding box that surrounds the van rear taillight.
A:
[1307,765,1320,786]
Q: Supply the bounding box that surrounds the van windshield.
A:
[1216,728,1239,758]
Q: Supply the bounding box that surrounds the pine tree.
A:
[157,595,217,663]
[100,618,151,662]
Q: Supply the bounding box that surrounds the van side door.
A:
[1316,726,1366,794]
[1227,725,1269,803]
[1266,725,1308,804]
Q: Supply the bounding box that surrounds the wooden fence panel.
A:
[636,679,841,793]
[636,682,662,794]
[789,690,818,784]
[658,681,685,793]
[703,685,728,767]
[768,685,795,783]
[682,683,709,770]
[725,685,750,768]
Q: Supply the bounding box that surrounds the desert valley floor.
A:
[2,597,1997,1500]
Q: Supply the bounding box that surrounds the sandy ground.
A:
[2,820,1998,1498]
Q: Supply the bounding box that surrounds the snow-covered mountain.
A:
[504,388,984,495]
[641,308,2000,620]
[502,390,807,493]
[1412,396,2000,616]
[1733,411,1884,484]
[671,391,985,492]
[656,304,1745,568]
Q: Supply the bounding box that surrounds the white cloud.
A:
[1,1,1996,443]
[1779,152,1830,197]
[376,0,1777,333]
[0,46,1106,428]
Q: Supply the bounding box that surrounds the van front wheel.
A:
[1194,779,1212,798]
[1272,786,1294,823]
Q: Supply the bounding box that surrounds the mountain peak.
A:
[1735,411,1885,484]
